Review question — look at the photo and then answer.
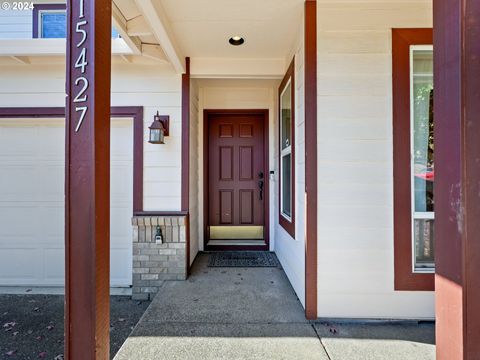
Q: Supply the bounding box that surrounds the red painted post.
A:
[304,0,318,320]
[434,0,480,359]
[65,0,112,358]
[182,58,190,273]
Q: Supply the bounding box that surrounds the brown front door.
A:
[206,111,268,248]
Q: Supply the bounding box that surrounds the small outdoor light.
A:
[229,35,245,46]
[155,225,163,244]
[148,111,169,144]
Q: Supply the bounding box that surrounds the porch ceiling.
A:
[115,0,304,77]
[158,0,304,59]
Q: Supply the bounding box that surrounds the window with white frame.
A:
[34,5,120,39]
[410,45,434,272]
[278,59,295,238]
[280,80,293,220]
[38,8,66,38]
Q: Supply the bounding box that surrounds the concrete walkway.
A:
[114,253,435,360]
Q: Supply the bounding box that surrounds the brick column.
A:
[131,216,187,300]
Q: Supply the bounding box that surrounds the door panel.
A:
[239,190,254,224]
[208,113,265,241]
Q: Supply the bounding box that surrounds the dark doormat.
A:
[208,251,279,267]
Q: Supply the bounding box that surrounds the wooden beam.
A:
[434,0,480,359]
[127,16,151,37]
[10,56,30,64]
[65,0,112,358]
[112,2,142,55]
[141,44,168,62]
[304,0,318,320]
[134,0,185,73]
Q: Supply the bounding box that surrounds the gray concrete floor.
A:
[114,253,435,360]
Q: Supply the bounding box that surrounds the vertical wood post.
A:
[181,58,190,272]
[304,0,318,320]
[65,0,112,358]
[434,0,480,358]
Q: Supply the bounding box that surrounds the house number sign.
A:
[72,0,89,133]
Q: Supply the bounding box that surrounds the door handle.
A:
[258,180,264,200]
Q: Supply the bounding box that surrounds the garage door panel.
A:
[0,207,39,237]
[110,248,131,286]
[36,165,64,200]
[111,207,133,239]
[0,128,38,157]
[0,248,38,282]
[111,165,132,200]
[0,166,37,201]
[0,119,134,287]
[43,248,65,284]
[35,127,65,156]
[36,207,64,238]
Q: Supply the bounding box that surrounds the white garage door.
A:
[0,117,133,287]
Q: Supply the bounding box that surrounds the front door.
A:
[206,111,268,249]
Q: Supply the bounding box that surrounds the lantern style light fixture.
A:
[148,111,169,144]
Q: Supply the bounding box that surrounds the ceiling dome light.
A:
[229,36,245,46]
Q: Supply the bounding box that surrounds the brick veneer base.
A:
[131,216,187,300]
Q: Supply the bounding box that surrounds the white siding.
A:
[274,17,306,307]
[189,79,200,265]
[316,1,434,319]
[0,8,32,39]
[0,62,183,210]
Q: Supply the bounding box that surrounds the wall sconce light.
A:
[148,111,169,144]
[155,225,163,244]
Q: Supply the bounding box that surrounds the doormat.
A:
[208,251,279,267]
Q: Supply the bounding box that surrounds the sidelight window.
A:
[278,59,295,238]
[410,46,434,272]
[392,28,434,291]
[280,80,292,219]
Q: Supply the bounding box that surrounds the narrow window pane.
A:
[411,48,434,271]
[412,50,434,213]
[414,219,435,268]
[41,12,66,38]
[281,82,292,150]
[282,154,291,217]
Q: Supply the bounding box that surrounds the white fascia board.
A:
[134,0,185,73]
[190,58,286,79]
[0,38,134,57]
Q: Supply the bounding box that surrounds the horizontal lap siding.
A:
[0,63,183,211]
[0,9,32,39]
[317,1,434,318]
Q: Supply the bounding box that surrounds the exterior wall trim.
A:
[304,0,318,320]
[203,109,270,251]
[0,106,144,213]
[392,28,434,291]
